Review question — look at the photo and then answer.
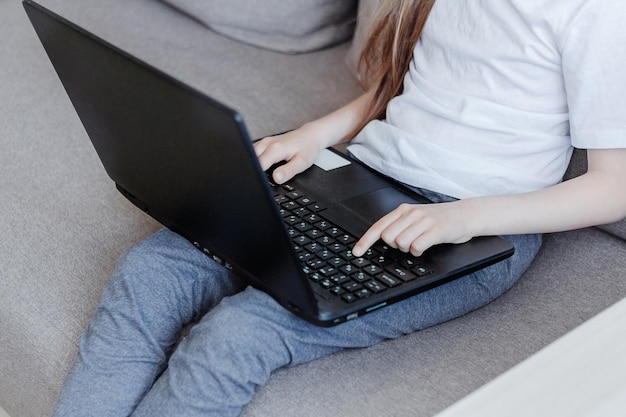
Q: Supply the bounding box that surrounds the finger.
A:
[255,139,290,172]
[253,134,279,157]
[272,154,310,184]
[252,137,268,154]
[386,212,432,253]
[407,231,440,257]
[352,211,401,257]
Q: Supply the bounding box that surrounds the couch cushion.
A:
[160,0,357,54]
[345,0,378,85]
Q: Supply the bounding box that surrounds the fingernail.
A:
[274,170,284,183]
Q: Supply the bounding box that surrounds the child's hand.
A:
[254,127,323,184]
[255,92,373,184]
[352,201,475,257]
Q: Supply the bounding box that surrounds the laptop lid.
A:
[23,0,318,319]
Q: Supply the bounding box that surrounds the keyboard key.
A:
[401,257,421,269]
[329,286,344,296]
[351,257,370,268]
[293,235,311,245]
[337,234,356,244]
[329,243,348,254]
[328,257,346,268]
[307,259,325,270]
[297,196,314,206]
[319,266,338,277]
[298,252,315,263]
[294,222,312,233]
[413,266,433,277]
[305,229,323,239]
[281,200,299,211]
[354,288,372,299]
[350,271,371,283]
[363,264,383,275]
[304,213,323,223]
[338,248,354,260]
[342,281,362,292]
[377,273,402,288]
[319,279,333,289]
[317,249,334,260]
[284,215,299,225]
[341,293,357,303]
[364,280,386,293]
[340,264,358,275]
[308,203,325,212]
[316,235,333,246]
[293,207,311,217]
[308,272,323,282]
[314,220,331,230]
[305,242,323,253]
[327,227,343,237]
[330,274,350,285]
[274,195,289,204]
[387,266,415,282]
[373,254,394,267]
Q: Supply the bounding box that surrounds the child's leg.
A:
[52,229,245,417]
[132,233,542,417]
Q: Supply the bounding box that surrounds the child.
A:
[53,1,626,416]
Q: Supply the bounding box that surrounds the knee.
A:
[207,288,290,331]
[173,288,296,379]
[120,229,193,267]
[114,229,204,284]
[106,229,203,304]
[474,233,543,299]
[190,288,296,351]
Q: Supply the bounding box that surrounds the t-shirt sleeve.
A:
[560,0,626,149]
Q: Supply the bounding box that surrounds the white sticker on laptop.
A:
[313,149,351,171]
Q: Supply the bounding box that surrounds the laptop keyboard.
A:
[272,182,433,304]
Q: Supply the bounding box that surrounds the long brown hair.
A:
[351,0,435,137]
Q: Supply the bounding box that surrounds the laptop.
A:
[24,0,514,326]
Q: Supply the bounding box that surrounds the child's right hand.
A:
[255,91,373,184]
[254,126,324,184]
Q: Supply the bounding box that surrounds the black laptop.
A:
[24,0,514,326]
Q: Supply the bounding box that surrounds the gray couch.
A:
[2,1,625,416]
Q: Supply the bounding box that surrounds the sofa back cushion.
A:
[160,0,357,54]
[344,0,376,82]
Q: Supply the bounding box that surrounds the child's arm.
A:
[353,148,626,257]
[254,89,374,184]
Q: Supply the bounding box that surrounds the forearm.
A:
[465,167,626,237]
[298,89,375,149]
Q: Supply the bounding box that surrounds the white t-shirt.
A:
[348,0,626,199]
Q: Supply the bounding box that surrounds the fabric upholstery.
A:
[345,0,377,82]
[1,1,625,416]
[160,0,358,54]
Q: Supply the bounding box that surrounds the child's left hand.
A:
[352,201,475,257]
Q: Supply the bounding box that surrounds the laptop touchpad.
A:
[340,187,430,224]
